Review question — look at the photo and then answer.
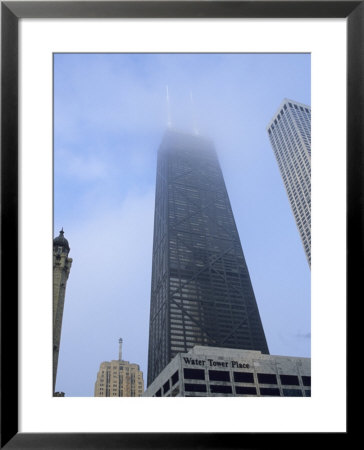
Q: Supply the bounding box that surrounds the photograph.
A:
[1,0,357,445]
[53,53,311,398]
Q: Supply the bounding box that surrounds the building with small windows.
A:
[53,228,72,394]
[94,339,144,397]
[267,99,311,267]
[143,346,311,397]
[147,129,269,386]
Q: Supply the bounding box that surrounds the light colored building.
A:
[94,339,144,397]
[143,346,311,397]
[267,99,311,267]
[53,228,72,393]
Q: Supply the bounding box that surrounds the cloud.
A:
[55,147,109,181]
[296,332,311,340]
[57,189,155,394]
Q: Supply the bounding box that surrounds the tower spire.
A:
[118,338,123,361]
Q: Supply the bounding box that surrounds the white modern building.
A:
[267,99,311,267]
[143,346,311,397]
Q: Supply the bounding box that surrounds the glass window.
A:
[280,375,300,386]
[257,373,277,384]
[210,385,232,394]
[233,372,254,383]
[183,368,205,380]
[209,370,230,382]
[163,379,170,394]
[235,386,257,395]
[283,388,303,397]
[184,383,207,393]
[171,370,179,386]
[260,387,280,396]
[302,376,311,386]
[171,386,179,397]
[155,389,161,397]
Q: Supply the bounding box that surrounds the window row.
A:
[183,383,311,396]
[183,368,311,386]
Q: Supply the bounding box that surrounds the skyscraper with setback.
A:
[267,98,311,266]
[147,129,269,386]
[94,339,144,397]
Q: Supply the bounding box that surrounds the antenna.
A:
[118,338,123,361]
[190,90,199,135]
[166,85,172,128]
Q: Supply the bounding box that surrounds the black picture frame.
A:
[1,1,358,448]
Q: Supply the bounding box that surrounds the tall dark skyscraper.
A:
[147,129,269,386]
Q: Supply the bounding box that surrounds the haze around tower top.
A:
[54,53,310,396]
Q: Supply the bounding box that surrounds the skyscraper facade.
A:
[267,98,311,266]
[147,130,269,386]
[94,339,144,397]
[53,228,72,393]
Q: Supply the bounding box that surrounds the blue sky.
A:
[54,53,310,397]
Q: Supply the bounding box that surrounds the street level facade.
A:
[144,346,311,397]
[267,98,311,266]
[147,129,269,386]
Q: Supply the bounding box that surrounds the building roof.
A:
[53,228,70,252]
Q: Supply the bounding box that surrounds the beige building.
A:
[94,339,144,397]
[53,228,73,393]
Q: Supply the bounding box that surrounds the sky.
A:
[54,53,311,397]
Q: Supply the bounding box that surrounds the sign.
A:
[183,356,250,369]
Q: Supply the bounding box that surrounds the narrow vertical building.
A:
[94,339,145,397]
[147,129,269,386]
[53,228,72,393]
[267,98,311,266]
